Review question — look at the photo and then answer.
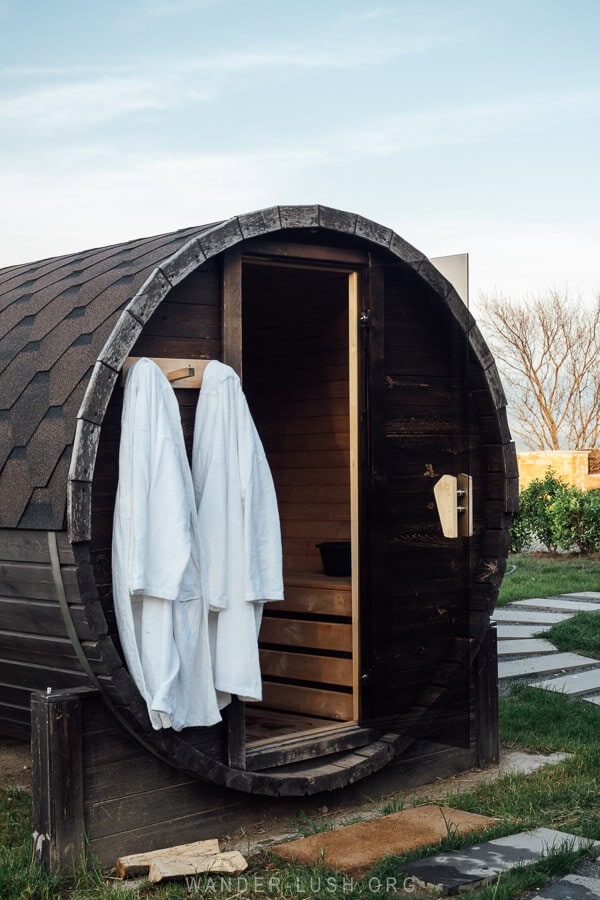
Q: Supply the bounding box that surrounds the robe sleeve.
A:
[124,364,195,602]
[192,383,233,611]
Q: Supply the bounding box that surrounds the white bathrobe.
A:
[192,361,283,704]
[112,358,221,731]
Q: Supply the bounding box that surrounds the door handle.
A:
[433,474,473,538]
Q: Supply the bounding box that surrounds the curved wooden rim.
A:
[67,204,513,795]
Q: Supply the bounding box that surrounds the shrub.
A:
[551,488,600,553]
[512,468,570,553]
[510,468,600,554]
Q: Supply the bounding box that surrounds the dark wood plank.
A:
[0,530,51,563]
[476,624,499,767]
[31,689,86,872]
[0,596,92,640]
[246,724,376,772]
[0,561,78,602]
[227,696,246,771]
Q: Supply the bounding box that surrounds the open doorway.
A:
[239,255,361,754]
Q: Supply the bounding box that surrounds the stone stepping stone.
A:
[499,653,599,681]
[270,805,495,876]
[498,639,557,657]
[561,592,600,601]
[513,598,600,613]
[403,828,599,896]
[531,669,600,696]
[497,625,549,639]
[583,695,600,706]
[534,871,600,899]
[493,609,572,625]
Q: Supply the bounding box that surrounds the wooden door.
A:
[358,259,472,749]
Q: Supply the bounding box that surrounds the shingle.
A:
[0,223,217,530]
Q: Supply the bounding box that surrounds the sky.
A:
[1,0,599,310]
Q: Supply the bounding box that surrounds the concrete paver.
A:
[497,625,550,639]
[403,829,599,896]
[513,598,600,613]
[494,609,572,625]
[531,670,600,696]
[499,653,599,681]
[533,872,600,899]
[497,639,556,657]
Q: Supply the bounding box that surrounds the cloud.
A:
[339,88,600,157]
[0,31,458,134]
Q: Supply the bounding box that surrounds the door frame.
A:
[222,240,369,770]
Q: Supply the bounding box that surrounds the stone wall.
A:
[517,450,600,490]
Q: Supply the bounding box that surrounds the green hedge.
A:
[510,468,600,554]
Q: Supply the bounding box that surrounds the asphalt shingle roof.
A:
[0,223,221,529]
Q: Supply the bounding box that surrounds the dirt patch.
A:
[0,737,31,792]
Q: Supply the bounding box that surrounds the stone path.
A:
[403,828,600,896]
[495,592,600,706]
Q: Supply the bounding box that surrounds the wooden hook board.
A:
[121,357,213,388]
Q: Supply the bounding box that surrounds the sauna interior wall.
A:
[242,262,351,573]
[241,262,354,729]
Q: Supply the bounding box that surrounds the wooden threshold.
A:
[246,720,372,772]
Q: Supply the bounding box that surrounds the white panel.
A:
[430,253,469,306]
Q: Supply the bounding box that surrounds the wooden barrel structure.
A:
[0,205,516,809]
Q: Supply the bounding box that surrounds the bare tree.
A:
[479,291,600,450]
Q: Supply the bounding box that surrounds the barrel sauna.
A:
[0,206,516,865]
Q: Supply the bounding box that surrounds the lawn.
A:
[546,611,600,660]
[497,552,600,606]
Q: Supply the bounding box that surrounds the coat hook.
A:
[166,365,196,383]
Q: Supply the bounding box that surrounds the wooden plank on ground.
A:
[116,838,219,878]
[149,851,247,882]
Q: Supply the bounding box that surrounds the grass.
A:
[497,552,600,605]
[545,611,600,660]
[1,686,599,897]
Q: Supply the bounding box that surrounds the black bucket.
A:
[316,541,351,577]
